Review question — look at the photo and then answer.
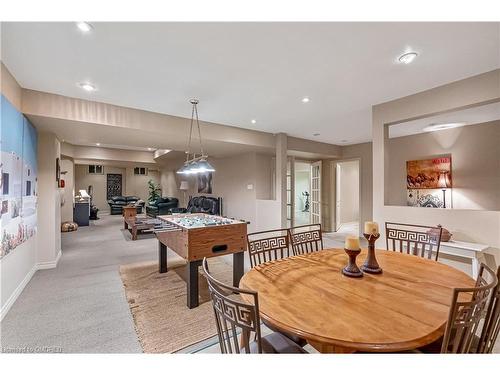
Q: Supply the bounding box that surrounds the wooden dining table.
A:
[239,248,475,353]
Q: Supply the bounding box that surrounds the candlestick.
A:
[364,221,379,236]
[361,232,382,274]
[342,247,363,278]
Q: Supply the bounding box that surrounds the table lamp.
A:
[437,172,451,208]
[179,181,189,206]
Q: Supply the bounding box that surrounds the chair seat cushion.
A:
[249,332,308,354]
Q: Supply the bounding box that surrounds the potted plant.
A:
[148,180,161,203]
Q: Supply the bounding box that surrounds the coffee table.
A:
[124,216,161,240]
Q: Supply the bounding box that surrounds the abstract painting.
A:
[197,172,213,194]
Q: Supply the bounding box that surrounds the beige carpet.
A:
[119,258,233,353]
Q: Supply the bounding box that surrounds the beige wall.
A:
[337,160,360,224]
[60,158,75,222]
[341,142,373,229]
[373,69,500,270]
[387,120,500,210]
[125,167,160,202]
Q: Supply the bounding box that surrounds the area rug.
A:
[119,258,233,353]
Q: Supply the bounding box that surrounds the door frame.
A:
[334,158,362,237]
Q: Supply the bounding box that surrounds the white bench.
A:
[438,240,489,279]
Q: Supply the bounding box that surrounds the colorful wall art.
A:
[406,156,452,208]
[0,95,38,259]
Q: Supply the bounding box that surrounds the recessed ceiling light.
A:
[251,119,257,124]
[398,52,418,64]
[302,97,310,103]
[95,143,100,146]
[78,82,96,92]
[423,122,466,132]
[313,133,320,136]
[76,22,93,33]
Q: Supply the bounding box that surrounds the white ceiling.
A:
[2,22,499,145]
[388,101,500,138]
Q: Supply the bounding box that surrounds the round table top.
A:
[239,248,475,352]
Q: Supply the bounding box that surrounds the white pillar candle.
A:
[364,221,379,235]
[345,236,360,250]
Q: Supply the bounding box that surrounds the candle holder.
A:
[342,248,363,278]
[361,233,382,274]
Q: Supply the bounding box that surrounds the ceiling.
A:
[2,22,499,145]
[388,101,500,138]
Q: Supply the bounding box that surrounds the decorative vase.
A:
[342,248,363,278]
[361,233,382,274]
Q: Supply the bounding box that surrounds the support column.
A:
[275,133,288,228]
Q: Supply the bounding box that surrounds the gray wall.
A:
[387,120,500,210]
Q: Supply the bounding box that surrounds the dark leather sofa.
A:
[146,197,179,217]
[107,196,144,215]
[171,196,222,216]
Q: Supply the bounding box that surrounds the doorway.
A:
[294,161,311,226]
[335,160,360,237]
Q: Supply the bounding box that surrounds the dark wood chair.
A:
[247,229,291,268]
[288,224,323,256]
[476,265,500,353]
[385,222,443,261]
[440,263,498,353]
[202,258,307,354]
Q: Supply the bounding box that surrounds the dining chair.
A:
[247,228,291,268]
[385,222,443,261]
[288,224,323,256]
[202,258,307,354]
[476,265,500,353]
[440,263,498,353]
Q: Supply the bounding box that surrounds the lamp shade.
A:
[437,172,451,188]
[176,163,190,174]
[193,159,215,173]
[179,181,189,190]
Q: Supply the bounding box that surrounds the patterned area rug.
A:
[119,258,232,353]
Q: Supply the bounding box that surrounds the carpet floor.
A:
[120,258,232,353]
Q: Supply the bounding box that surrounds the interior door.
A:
[310,161,322,224]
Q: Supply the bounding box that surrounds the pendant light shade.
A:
[177,99,215,175]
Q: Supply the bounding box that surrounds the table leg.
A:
[308,340,356,353]
[233,252,244,288]
[187,260,202,309]
[124,221,128,230]
[132,226,137,240]
[159,241,168,273]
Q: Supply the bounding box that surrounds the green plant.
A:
[148,179,161,202]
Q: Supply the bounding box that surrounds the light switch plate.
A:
[247,184,254,190]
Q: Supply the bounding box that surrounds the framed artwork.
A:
[197,172,213,194]
[406,156,452,208]
[406,156,452,189]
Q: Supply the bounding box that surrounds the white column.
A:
[275,133,288,228]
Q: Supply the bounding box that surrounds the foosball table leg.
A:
[233,251,244,288]
[187,260,203,309]
[159,242,168,273]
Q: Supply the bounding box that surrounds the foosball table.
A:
[154,213,248,308]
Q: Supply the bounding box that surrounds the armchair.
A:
[146,197,179,217]
[107,196,145,215]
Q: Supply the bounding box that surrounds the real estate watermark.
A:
[0,346,63,353]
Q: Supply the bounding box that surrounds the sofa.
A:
[107,196,145,215]
[171,196,222,216]
[146,197,179,217]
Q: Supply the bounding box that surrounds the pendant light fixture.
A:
[177,99,215,175]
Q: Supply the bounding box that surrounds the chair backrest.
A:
[477,265,500,353]
[385,222,442,261]
[441,263,498,353]
[202,258,262,354]
[288,224,323,256]
[247,229,291,268]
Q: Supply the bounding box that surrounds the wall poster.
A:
[406,156,451,208]
[1,95,38,259]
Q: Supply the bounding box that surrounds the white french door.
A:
[310,161,322,224]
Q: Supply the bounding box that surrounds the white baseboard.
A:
[1,250,62,321]
[37,249,62,270]
[0,264,37,321]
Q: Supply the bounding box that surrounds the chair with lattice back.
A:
[476,265,500,353]
[202,258,307,354]
[385,222,443,261]
[247,229,291,268]
[288,224,323,256]
[441,263,498,353]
